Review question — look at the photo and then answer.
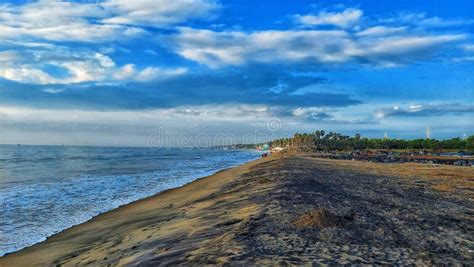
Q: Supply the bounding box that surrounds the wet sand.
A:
[1,152,473,266]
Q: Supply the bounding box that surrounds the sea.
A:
[0,145,261,256]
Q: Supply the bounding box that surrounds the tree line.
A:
[266,131,474,152]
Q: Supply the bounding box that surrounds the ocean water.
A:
[0,145,260,256]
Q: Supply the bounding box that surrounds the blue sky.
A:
[0,0,473,146]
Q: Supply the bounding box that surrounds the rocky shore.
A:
[1,152,472,266]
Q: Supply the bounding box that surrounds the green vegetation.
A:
[266,131,474,152]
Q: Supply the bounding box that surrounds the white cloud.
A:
[0,104,275,127]
[294,8,363,28]
[0,43,187,84]
[0,67,57,84]
[60,60,110,84]
[172,28,353,67]
[1,2,472,84]
[42,88,64,94]
[356,26,406,37]
[112,64,187,82]
[355,34,466,63]
[170,27,466,68]
[27,23,146,43]
[0,47,118,84]
[0,50,24,62]
[374,103,474,118]
[145,49,158,55]
[101,0,220,27]
[1,40,56,49]
[1,103,469,146]
[292,107,324,116]
[136,66,188,82]
[0,104,290,146]
[379,12,474,28]
[0,1,143,43]
[0,104,344,137]
[0,0,211,84]
[113,64,136,80]
[291,107,336,122]
[0,0,220,43]
[464,44,474,52]
[419,16,474,27]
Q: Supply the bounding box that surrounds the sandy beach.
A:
[1,151,473,266]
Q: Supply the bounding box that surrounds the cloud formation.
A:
[113,64,187,82]
[374,103,474,118]
[0,43,187,84]
[0,0,218,84]
[293,8,363,28]
[170,27,465,68]
[101,0,220,27]
[0,0,220,43]
[0,47,115,84]
[292,107,335,121]
[0,1,141,43]
[355,26,406,37]
[379,12,474,28]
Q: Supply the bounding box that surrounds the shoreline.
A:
[0,154,268,266]
[0,154,261,258]
[1,152,472,265]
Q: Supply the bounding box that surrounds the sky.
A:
[0,0,473,147]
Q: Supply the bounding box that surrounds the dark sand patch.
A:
[293,208,352,228]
